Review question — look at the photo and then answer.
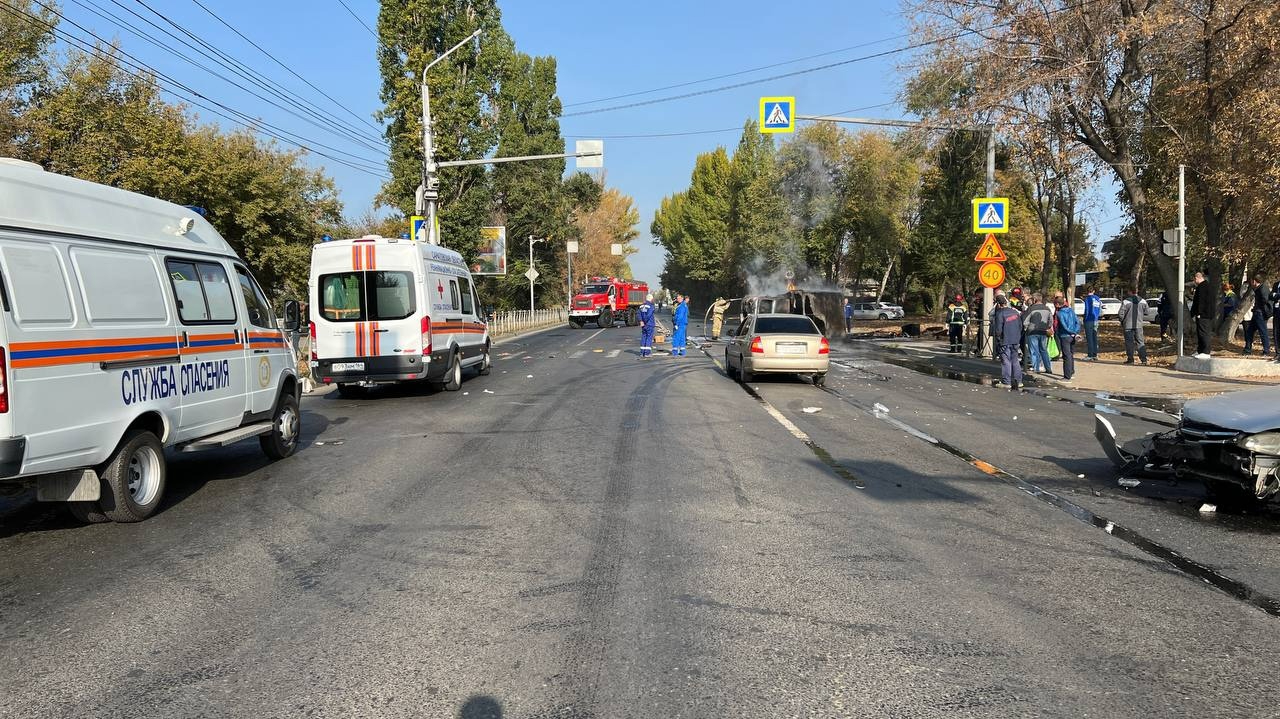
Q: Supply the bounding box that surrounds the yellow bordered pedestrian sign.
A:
[759,97,795,134]
[972,197,1009,234]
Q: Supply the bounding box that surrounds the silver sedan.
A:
[724,313,831,386]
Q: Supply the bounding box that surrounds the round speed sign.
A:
[978,261,1006,289]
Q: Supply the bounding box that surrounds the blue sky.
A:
[52,0,1122,286]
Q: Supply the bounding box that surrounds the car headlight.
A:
[1238,432,1280,455]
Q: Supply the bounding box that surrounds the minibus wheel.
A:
[479,343,492,375]
[98,430,166,523]
[443,352,463,391]
[67,501,109,524]
[260,393,300,460]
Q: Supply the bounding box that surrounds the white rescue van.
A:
[308,236,491,397]
[0,159,303,522]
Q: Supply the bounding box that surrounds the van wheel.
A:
[598,309,612,328]
[336,383,364,399]
[98,430,166,523]
[478,343,492,375]
[260,393,301,460]
[443,353,463,391]
[67,501,109,524]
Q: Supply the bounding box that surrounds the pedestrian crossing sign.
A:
[972,197,1009,233]
[759,96,795,134]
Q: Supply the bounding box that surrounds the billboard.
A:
[473,226,507,275]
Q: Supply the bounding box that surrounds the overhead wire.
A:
[333,0,377,40]
[0,2,389,178]
[187,0,385,138]
[561,0,1105,119]
[563,101,901,140]
[118,0,386,151]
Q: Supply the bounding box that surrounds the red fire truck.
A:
[569,277,650,328]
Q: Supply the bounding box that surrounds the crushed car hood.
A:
[1182,386,1280,434]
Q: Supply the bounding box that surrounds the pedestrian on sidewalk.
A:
[843,298,854,335]
[1054,293,1079,381]
[1272,279,1280,362]
[1243,274,1273,356]
[946,294,968,353]
[988,292,1005,365]
[671,294,689,357]
[1191,272,1216,358]
[1222,283,1238,322]
[1119,287,1149,365]
[1156,290,1173,341]
[1083,286,1102,360]
[1022,293,1054,374]
[993,296,1023,390]
[638,294,656,358]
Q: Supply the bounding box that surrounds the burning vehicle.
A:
[1095,386,1280,504]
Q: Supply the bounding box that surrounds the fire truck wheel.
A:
[597,309,612,328]
[625,310,638,327]
[569,320,583,329]
[443,352,463,391]
[479,343,492,375]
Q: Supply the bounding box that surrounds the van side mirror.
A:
[282,300,301,332]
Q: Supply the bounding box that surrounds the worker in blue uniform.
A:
[638,294,656,358]
[672,294,689,356]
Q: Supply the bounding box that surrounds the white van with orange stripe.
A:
[0,159,303,523]
[308,235,490,396]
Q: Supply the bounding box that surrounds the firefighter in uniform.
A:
[946,294,968,353]
[710,296,730,341]
[638,294,656,358]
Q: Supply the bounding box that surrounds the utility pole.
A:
[1177,163,1186,358]
[982,127,996,358]
[418,29,482,244]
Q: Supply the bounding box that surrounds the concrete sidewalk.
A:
[866,337,1276,398]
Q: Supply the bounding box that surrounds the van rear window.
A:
[319,271,414,322]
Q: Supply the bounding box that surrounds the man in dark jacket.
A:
[1243,274,1272,356]
[1190,272,1216,358]
[992,295,1024,390]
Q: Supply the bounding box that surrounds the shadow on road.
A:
[459,695,503,718]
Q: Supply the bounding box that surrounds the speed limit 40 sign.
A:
[978,261,1006,289]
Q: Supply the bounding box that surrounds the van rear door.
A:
[313,241,421,377]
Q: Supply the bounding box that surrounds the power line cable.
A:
[562,0,1103,119]
[333,0,377,40]
[187,0,385,137]
[0,3,389,178]
[564,101,900,140]
[564,35,910,108]
[117,0,386,151]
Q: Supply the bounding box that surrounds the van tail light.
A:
[750,337,764,354]
[0,348,8,413]
[819,337,830,355]
[421,316,432,355]
[309,322,317,361]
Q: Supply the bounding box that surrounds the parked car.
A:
[1099,297,1122,318]
[1073,298,1085,316]
[724,314,830,386]
[1096,386,1280,504]
[850,301,904,321]
[1144,297,1161,323]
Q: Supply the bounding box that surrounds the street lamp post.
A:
[417,29,482,244]
[528,236,544,312]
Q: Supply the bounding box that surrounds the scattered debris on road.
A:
[802,407,822,414]
[483,389,495,394]
[1200,503,1217,514]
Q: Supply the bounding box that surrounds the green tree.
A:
[0,0,56,155]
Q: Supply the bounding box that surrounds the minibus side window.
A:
[448,280,460,311]
[234,265,275,328]
[458,276,474,315]
[166,259,236,324]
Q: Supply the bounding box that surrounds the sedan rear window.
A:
[754,316,820,334]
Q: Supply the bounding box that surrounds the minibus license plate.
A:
[333,362,365,372]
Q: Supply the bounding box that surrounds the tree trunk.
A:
[1133,248,1145,291]
[876,255,894,301]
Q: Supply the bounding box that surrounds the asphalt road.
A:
[2,321,1279,718]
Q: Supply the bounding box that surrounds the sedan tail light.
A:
[421,316,432,355]
[750,337,764,354]
[819,337,830,354]
[308,322,317,361]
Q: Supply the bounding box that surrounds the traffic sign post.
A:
[759,97,795,134]
[972,200,1009,359]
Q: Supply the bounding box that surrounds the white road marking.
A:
[575,329,604,346]
[569,350,586,359]
[606,349,621,358]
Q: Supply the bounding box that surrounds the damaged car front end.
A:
[1095,387,1280,503]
